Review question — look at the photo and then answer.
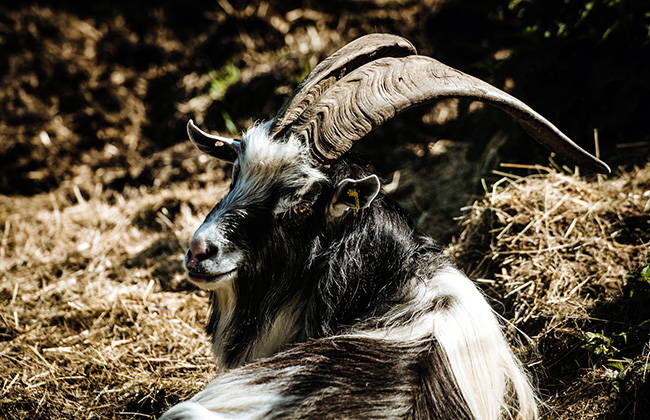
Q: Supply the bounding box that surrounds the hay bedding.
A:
[451,163,650,418]
[452,164,650,327]
[0,181,231,419]
[2,161,649,419]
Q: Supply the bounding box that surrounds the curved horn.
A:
[286,54,610,174]
[187,120,240,163]
[269,34,417,139]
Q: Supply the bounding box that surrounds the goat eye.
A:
[292,202,311,216]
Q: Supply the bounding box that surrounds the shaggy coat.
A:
[160,125,538,420]
[160,32,608,420]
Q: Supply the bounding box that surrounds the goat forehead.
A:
[237,124,326,193]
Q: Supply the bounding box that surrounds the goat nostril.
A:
[189,239,211,260]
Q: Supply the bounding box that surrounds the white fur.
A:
[226,125,326,212]
[247,301,302,362]
[160,367,303,420]
[210,282,237,366]
[344,267,538,420]
[160,402,228,420]
[429,269,537,420]
[175,265,539,420]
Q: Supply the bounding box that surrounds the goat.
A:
[160,34,609,420]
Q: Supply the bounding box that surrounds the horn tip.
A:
[575,154,611,174]
[187,119,196,138]
[596,160,611,174]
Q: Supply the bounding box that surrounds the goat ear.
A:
[329,175,381,218]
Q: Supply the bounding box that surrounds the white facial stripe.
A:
[223,124,326,212]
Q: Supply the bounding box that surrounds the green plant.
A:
[581,264,650,407]
[508,0,650,44]
[582,330,619,364]
[207,63,241,101]
[608,352,650,410]
[626,264,650,300]
[221,111,238,137]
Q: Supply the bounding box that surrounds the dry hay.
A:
[452,162,649,326]
[0,176,231,419]
[450,161,650,418]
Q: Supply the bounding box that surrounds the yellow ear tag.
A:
[347,188,361,212]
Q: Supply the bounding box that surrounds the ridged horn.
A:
[283,48,610,174]
[269,33,417,139]
[187,119,240,163]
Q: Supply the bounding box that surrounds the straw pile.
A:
[0,172,231,418]
[453,163,649,326]
[452,167,650,325]
[450,161,650,418]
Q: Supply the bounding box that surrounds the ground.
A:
[1,1,649,419]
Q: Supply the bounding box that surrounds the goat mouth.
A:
[188,269,237,286]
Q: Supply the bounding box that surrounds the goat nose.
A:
[190,238,209,258]
[187,238,212,269]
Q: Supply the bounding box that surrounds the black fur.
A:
[206,160,449,369]
[251,337,474,420]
